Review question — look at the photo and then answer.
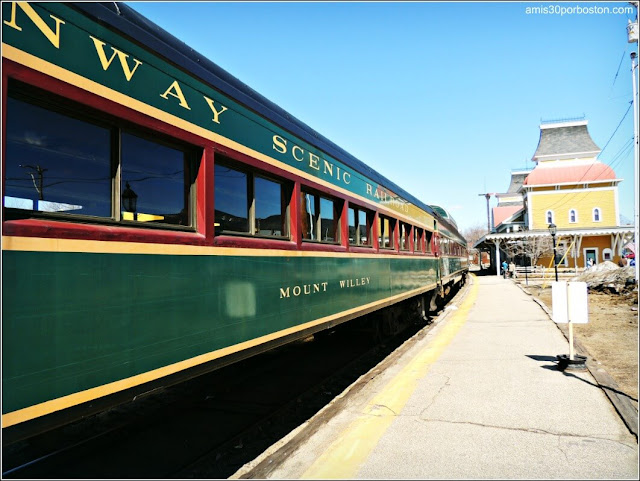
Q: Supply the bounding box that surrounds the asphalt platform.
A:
[233,274,639,479]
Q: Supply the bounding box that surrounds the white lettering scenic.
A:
[272,135,351,186]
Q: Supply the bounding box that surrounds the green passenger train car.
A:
[1,1,468,438]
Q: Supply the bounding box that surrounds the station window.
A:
[593,208,601,222]
[300,189,340,243]
[399,222,411,251]
[215,159,290,238]
[569,209,577,223]
[348,205,373,247]
[378,215,396,250]
[546,210,554,225]
[4,82,196,228]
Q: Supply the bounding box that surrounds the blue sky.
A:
[126,1,638,233]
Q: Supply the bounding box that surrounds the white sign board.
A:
[552,281,589,324]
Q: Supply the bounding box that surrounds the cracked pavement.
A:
[234,276,638,479]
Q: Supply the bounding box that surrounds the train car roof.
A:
[71,2,463,242]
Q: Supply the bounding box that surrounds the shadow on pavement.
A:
[527,354,638,403]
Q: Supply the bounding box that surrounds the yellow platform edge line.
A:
[302,277,478,479]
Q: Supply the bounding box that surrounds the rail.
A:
[513,266,585,279]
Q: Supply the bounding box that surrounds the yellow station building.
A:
[475,119,634,274]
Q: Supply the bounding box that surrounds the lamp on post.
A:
[548,223,558,282]
[122,182,138,220]
[524,237,529,286]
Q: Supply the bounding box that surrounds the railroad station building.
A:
[474,118,634,275]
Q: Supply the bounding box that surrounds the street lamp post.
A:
[628,15,639,283]
[122,182,138,220]
[524,238,529,286]
[548,223,558,282]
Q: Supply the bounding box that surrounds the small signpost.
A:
[551,281,588,370]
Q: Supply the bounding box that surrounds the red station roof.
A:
[492,206,522,228]
[524,163,616,186]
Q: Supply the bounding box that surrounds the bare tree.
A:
[462,223,488,247]
[504,236,555,267]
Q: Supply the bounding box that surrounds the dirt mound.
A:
[572,262,637,297]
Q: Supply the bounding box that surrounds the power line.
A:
[608,50,627,97]
[600,101,633,156]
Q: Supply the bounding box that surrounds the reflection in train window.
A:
[4,95,112,217]
[4,85,196,228]
[301,189,340,243]
[255,176,286,237]
[215,164,249,233]
[215,159,289,238]
[121,133,190,225]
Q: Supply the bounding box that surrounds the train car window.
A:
[215,160,289,238]
[301,191,319,240]
[399,222,411,251]
[4,84,197,229]
[358,209,371,246]
[4,95,112,218]
[214,164,249,233]
[320,197,337,242]
[425,230,433,253]
[348,205,373,247]
[348,207,357,244]
[378,215,395,249]
[300,189,340,243]
[415,228,424,253]
[121,133,190,225]
[255,176,287,237]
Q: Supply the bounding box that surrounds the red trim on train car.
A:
[300,242,347,254]
[288,181,300,248]
[292,183,303,249]
[200,147,215,245]
[348,246,377,255]
[213,235,297,251]
[372,212,380,251]
[340,201,349,249]
[2,219,208,245]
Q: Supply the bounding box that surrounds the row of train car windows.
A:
[4,82,464,255]
[214,159,441,253]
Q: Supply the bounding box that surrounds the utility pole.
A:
[628,9,639,282]
[478,193,492,232]
[20,164,47,201]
